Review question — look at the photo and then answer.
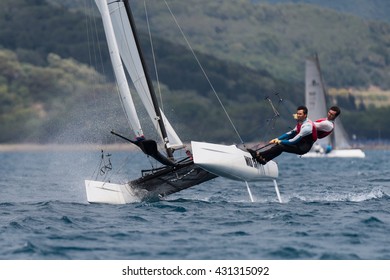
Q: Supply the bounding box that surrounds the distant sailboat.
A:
[85,0,280,204]
[303,54,365,158]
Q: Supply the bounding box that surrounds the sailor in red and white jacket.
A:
[314,106,341,138]
[276,117,317,147]
[249,105,317,164]
[315,117,334,139]
[248,106,341,164]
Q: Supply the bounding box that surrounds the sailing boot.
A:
[247,149,267,165]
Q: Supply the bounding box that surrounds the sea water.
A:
[0,148,389,260]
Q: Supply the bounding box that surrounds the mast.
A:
[122,0,174,159]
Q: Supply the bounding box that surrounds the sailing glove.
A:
[269,138,281,144]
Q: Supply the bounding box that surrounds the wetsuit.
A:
[259,118,317,162]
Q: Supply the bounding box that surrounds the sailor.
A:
[248,105,317,164]
[313,105,341,153]
[315,106,340,138]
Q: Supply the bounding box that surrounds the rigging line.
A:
[84,1,99,105]
[92,153,104,180]
[88,0,106,78]
[273,91,297,131]
[163,0,244,145]
[99,151,113,180]
[84,0,104,96]
[92,150,110,181]
[143,1,164,112]
[85,0,116,146]
[274,91,293,117]
[101,152,134,183]
[266,96,280,119]
[264,96,280,131]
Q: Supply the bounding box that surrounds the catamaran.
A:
[303,54,365,158]
[85,0,280,204]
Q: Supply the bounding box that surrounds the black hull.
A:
[130,159,217,198]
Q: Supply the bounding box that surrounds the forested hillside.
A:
[29,0,390,89]
[1,0,390,144]
[254,0,390,23]
[126,0,390,89]
[0,50,124,143]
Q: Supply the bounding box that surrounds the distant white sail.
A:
[305,56,330,148]
[333,118,352,149]
[304,55,364,158]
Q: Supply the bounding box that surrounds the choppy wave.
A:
[281,186,389,203]
[1,149,390,259]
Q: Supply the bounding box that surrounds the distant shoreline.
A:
[0,143,138,152]
[0,143,389,152]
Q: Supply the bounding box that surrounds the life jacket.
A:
[296,119,317,142]
[315,118,334,139]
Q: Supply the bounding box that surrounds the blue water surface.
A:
[0,148,389,260]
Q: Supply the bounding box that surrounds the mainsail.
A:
[95,0,144,140]
[85,0,280,204]
[105,0,183,151]
[86,0,217,203]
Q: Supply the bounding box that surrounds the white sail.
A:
[305,56,331,149]
[107,1,183,148]
[333,118,352,149]
[94,0,144,139]
[304,55,365,158]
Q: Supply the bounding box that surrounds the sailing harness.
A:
[315,118,334,139]
[296,119,318,143]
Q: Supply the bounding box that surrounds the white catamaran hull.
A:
[191,141,278,182]
[85,180,144,204]
[302,149,366,158]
